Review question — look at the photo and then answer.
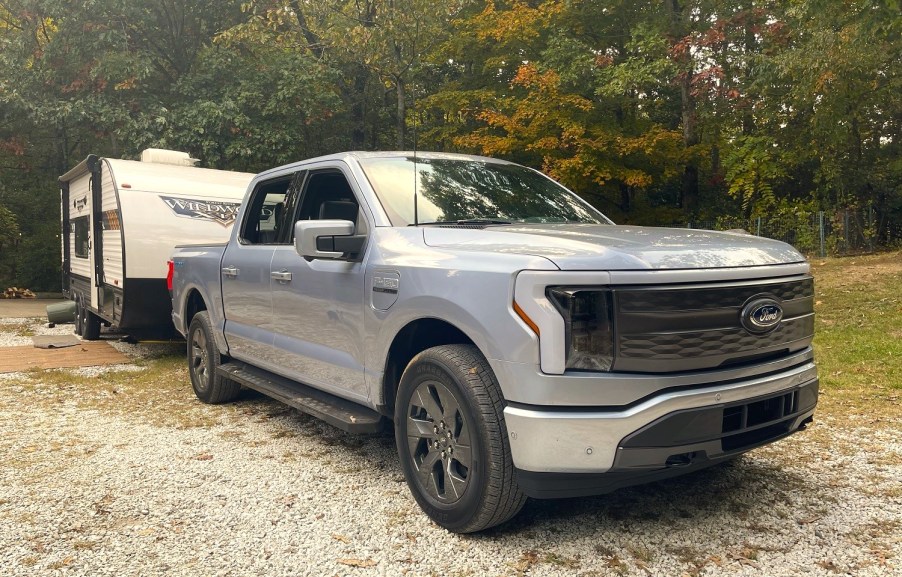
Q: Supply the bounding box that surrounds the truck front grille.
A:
[611,276,814,373]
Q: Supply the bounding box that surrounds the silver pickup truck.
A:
[170,151,818,533]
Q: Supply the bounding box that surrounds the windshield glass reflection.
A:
[359,156,611,226]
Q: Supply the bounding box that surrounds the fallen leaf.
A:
[331,533,351,543]
[337,558,376,568]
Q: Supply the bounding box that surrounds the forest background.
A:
[0,0,899,291]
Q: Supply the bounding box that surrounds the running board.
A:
[217,362,385,434]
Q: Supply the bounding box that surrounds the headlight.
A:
[547,288,614,371]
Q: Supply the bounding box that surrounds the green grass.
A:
[2,353,225,429]
[0,320,36,337]
[810,250,902,416]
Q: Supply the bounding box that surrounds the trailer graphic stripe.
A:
[160,196,241,226]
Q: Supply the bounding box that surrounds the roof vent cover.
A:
[139,148,199,166]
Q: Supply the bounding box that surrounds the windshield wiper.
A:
[414,218,513,226]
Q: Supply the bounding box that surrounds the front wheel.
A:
[394,344,526,533]
[187,311,240,404]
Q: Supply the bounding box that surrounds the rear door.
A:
[221,173,302,366]
[268,166,369,402]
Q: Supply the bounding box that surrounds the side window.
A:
[73,216,89,258]
[239,174,303,245]
[296,171,361,231]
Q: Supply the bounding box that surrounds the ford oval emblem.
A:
[741,298,783,333]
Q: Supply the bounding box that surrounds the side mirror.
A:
[294,220,365,260]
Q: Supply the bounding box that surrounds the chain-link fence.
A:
[674,209,902,257]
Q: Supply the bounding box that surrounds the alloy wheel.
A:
[404,380,473,503]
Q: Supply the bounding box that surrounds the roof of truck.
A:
[255,151,517,180]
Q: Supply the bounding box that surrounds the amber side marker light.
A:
[513,301,540,336]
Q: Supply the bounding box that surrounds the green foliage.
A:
[724,135,789,214]
[0,0,899,291]
[0,205,21,251]
[14,221,59,291]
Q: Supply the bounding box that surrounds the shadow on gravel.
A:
[217,388,817,538]
[484,457,816,539]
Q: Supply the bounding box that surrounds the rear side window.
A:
[73,216,89,258]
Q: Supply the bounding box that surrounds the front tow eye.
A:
[665,452,697,468]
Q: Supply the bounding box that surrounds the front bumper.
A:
[504,362,818,497]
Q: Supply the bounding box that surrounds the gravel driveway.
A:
[1,317,899,576]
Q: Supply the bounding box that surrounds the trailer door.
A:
[89,160,104,312]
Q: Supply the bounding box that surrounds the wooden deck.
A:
[0,341,129,373]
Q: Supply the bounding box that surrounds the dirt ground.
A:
[0,298,65,318]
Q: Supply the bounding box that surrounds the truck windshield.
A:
[358,156,611,227]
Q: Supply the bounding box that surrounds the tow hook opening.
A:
[665,451,697,468]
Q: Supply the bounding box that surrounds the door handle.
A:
[222,266,239,278]
[271,270,292,282]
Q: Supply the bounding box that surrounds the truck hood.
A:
[422,224,806,270]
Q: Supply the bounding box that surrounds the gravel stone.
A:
[0,319,899,576]
[0,317,74,347]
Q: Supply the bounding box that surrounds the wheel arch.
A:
[184,288,207,325]
[380,317,476,416]
[177,285,228,355]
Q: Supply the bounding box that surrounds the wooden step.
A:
[217,362,385,434]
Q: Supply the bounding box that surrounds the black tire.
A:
[394,344,526,533]
[73,297,84,336]
[82,308,101,341]
[74,295,101,340]
[187,311,240,404]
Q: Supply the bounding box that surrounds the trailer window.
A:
[73,216,89,258]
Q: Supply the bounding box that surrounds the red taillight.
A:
[166,260,174,292]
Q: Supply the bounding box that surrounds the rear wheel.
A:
[73,298,84,336]
[187,311,240,404]
[82,307,101,341]
[394,344,526,533]
[73,295,101,340]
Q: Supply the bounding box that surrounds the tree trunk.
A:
[670,0,699,214]
[351,65,368,149]
[110,132,120,159]
[396,76,406,149]
[680,72,699,213]
[619,183,631,213]
[290,0,325,60]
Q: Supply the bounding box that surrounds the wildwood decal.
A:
[160,196,241,226]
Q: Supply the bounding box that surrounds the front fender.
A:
[365,269,542,402]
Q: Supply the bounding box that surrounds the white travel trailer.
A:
[59,149,254,339]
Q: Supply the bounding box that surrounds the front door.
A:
[221,173,300,366]
[269,168,368,402]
